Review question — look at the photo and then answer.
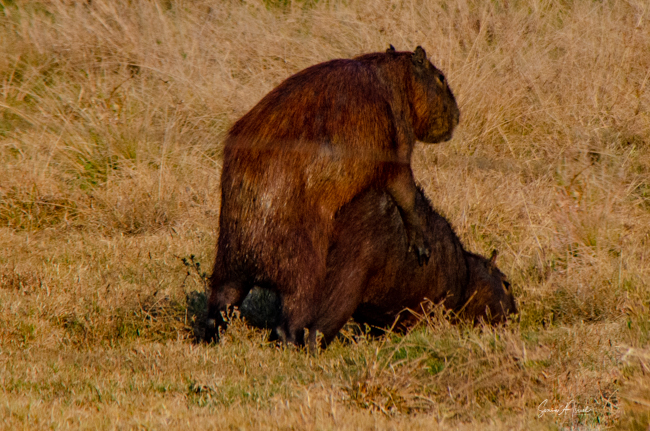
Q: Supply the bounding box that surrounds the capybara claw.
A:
[415,243,431,266]
[417,245,431,266]
[204,318,218,343]
[407,229,430,266]
[408,243,430,266]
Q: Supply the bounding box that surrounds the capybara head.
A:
[460,250,517,323]
[398,45,460,143]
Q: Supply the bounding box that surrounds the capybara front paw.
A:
[407,229,431,266]
[204,318,218,343]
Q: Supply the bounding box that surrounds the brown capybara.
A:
[237,187,516,348]
[302,186,516,347]
[206,46,460,343]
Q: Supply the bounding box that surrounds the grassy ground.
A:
[1,0,649,429]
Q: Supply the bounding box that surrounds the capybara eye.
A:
[503,281,511,291]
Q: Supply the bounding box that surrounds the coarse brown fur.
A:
[236,187,517,348]
[206,46,460,344]
[300,187,517,347]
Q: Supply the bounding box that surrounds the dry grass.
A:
[0,0,649,429]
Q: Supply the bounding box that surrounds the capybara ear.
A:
[387,45,396,53]
[412,46,427,65]
[489,249,498,267]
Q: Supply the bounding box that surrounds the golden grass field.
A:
[0,0,649,429]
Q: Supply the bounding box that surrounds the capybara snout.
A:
[402,45,460,143]
[461,251,517,324]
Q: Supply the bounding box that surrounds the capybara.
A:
[304,186,516,347]
[237,187,516,348]
[206,46,460,343]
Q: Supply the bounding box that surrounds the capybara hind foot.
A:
[205,279,248,342]
[204,318,219,343]
[274,323,306,347]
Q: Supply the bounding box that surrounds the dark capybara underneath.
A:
[207,46,460,344]
[238,187,516,348]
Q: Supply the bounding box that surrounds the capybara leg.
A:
[205,280,247,342]
[274,322,305,347]
[311,301,360,347]
[386,165,431,265]
[306,328,322,354]
[306,268,365,348]
[274,291,318,348]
